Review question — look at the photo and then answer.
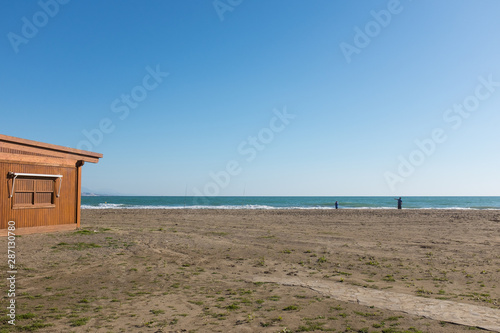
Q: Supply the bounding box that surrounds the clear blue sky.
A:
[2,0,500,196]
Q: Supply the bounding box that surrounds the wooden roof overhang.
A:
[0,134,102,167]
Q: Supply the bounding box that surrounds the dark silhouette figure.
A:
[395,197,402,209]
[335,201,338,209]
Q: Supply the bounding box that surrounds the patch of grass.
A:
[208,232,228,236]
[433,276,449,282]
[297,321,329,332]
[56,242,101,250]
[383,274,395,282]
[16,320,52,331]
[317,256,327,264]
[226,303,240,310]
[238,289,253,295]
[240,298,252,305]
[283,305,299,311]
[303,315,326,321]
[16,312,36,320]
[74,229,92,235]
[381,328,422,333]
[204,310,227,320]
[150,309,165,315]
[415,287,433,296]
[69,317,89,327]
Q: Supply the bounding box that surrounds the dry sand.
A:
[1,209,500,332]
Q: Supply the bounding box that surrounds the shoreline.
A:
[81,196,500,211]
[81,207,500,210]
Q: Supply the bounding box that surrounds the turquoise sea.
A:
[81,196,500,210]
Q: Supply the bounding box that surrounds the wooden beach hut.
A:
[0,134,102,235]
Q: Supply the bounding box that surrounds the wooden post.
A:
[76,161,84,228]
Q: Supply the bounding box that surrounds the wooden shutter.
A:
[14,179,34,206]
[13,178,55,208]
[35,179,54,205]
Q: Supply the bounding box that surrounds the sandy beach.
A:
[1,209,499,332]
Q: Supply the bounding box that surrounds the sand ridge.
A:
[253,276,500,331]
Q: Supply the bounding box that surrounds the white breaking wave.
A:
[80,204,497,210]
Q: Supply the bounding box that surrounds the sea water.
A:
[81,196,500,210]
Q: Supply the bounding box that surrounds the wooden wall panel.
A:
[1,162,77,229]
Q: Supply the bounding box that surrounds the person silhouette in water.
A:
[395,197,402,209]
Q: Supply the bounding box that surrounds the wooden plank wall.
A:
[1,162,77,229]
